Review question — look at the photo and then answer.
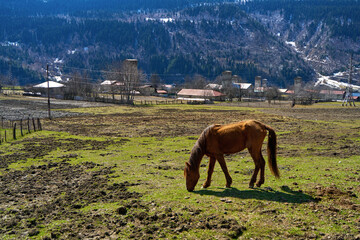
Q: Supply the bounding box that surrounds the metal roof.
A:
[177,89,224,97]
[33,81,64,88]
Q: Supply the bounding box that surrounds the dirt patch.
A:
[260,107,360,121]
[0,136,129,169]
[0,97,108,120]
[306,184,360,214]
[0,161,246,239]
[44,107,276,138]
[0,161,141,239]
[313,185,358,200]
[125,206,246,239]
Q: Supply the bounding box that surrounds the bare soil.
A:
[0,158,245,239]
[0,96,109,120]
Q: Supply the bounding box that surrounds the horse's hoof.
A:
[202,183,210,189]
[226,181,232,188]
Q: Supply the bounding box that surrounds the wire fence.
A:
[0,117,42,144]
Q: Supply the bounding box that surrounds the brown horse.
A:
[184,120,280,192]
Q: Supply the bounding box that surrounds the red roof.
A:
[177,89,224,97]
[157,90,167,94]
[320,90,344,95]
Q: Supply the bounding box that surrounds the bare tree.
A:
[0,74,6,93]
[182,74,207,89]
[105,59,143,103]
[214,71,237,101]
[218,78,236,101]
[64,72,93,100]
[104,62,122,101]
[302,81,319,104]
[122,60,138,102]
[183,75,193,89]
[192,74,207,89]
[150,73,161,90]
[266,87,280,104]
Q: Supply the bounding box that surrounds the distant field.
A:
[0,99,359,239]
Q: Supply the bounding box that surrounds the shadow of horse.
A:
[193,186,316,204]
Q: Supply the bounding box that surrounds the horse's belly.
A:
[218,136,246,154]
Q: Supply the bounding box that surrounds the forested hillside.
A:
[0,0,359,87]
[246,0,360,77]
[0,0,232,15]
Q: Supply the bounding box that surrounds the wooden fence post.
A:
[13,123,16,140]
[20,119,23,136]
[37,118,42,131]
[27,118,31,133]
[32,118,36,132]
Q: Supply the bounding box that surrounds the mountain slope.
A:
[246,0,360,82]
[0,0,358,87]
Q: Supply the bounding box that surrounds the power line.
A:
[58,65,259,80]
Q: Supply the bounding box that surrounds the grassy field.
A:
[0,101,359,239]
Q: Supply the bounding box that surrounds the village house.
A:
[177,89,225,102]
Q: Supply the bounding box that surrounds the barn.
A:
[177,89,225,102]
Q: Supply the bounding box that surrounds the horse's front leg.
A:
[216,154,232,188]
[202,156,216,189]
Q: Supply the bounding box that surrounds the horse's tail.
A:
[264,124,280,178]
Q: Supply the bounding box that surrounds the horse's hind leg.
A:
[216,154,232,188]
[203,156,216,189]
[248,148,265,188]
[249,166,259,188]
[256,152,265,187]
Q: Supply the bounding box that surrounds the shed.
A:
[319,90,345,101]
[33,81,64,88]
[32,81,64,98]
[100,80,117,85]
[177,89,225,101]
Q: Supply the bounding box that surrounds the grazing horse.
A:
[184,120,280,192]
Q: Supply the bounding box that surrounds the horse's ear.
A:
[185,162,191,169]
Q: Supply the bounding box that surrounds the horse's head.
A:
[184,162,200,192]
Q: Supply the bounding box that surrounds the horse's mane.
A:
[188,125,214,170]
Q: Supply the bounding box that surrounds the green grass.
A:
[0,103,359,239]
[0,128,25,143]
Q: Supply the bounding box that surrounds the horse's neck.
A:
[189,126,211,170]
[189,144,204,170]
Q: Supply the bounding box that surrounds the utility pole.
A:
[342,54,356,107]
[8,61,12,93]
[47,64,52,119]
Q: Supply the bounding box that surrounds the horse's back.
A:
[207,120,267,154]
[241,120,268,149]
